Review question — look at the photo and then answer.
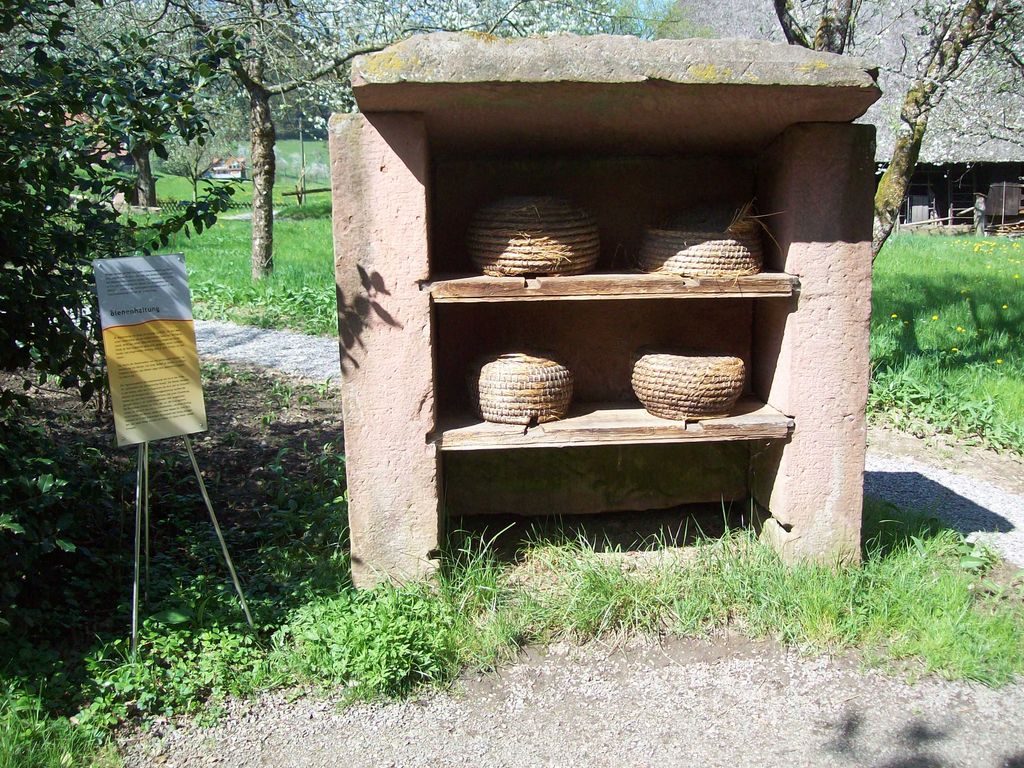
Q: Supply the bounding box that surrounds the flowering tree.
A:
[0,0,237,405]
[772,0,1024,254]
[146,0,657,279]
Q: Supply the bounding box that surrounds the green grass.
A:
[498,502,1024,684]
[168,217,336,335]
[68,500,1024,732]
[273,139,331,186]
[154,140,330,206]
[0,684,119,768]
[871,235,1024,452]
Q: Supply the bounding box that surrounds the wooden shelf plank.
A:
[425,272,798,302]
[432,397,794,451]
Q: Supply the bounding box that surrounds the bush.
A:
[273,586,461,698]
[0,0,237,404]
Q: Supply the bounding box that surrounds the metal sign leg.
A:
[183,435,254,627]
[131,442,147,658]
[143,441,150,606]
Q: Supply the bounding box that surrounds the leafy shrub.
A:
[273,586,461,698]
[0,0,237,404]
[0,410,125,633]
[78,623,265,728]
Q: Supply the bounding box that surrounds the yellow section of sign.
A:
[104,319,207,447]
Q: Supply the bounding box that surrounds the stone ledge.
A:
[352,33,879,91]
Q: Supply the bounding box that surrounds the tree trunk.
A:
[249,85,276,279]
[871,1,998,257]
[812,0,854,53]
[131,143,157,208]
[872,122,927,256]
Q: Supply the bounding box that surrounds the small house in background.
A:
[205,156,247,181]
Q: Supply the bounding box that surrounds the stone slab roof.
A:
[350,33,880,155]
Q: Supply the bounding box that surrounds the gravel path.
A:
[866,452,1024,565]
[122,638,1024,768]
[195,320,1024,566]
[196,320,341,383]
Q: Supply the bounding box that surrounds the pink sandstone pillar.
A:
[328,112,439,586]
[752,122,877,563]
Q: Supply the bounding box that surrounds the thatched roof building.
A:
[678,0,1023,226]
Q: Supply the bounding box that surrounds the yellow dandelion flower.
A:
[996,359,1004,365]
[956,326,965,332]
[890,313,898,319]
[1003,304,1010,309]
[951,347,959,353]
[931,315,939,320]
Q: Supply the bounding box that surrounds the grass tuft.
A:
[0,683,118,768]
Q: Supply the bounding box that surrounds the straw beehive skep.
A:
[639,208,763,276]
[631,351,745,420]
[467,196,600,277]
[469,352,574,425]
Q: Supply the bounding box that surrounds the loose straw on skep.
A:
[639,202,764,276]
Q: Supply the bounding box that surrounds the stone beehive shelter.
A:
[329,33,881,586]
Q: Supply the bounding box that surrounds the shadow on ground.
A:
[865,470,1015,538]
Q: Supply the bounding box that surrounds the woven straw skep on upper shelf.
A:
[467,196,600,276]
[469,352,574,426]
[639,211,764,277]
[632,351,745,421]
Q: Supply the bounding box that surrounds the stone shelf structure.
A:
[330,33,880,586]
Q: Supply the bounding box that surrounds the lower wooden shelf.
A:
[431,397,794,451]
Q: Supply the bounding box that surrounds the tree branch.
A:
[264,42,388,95]
[773,0,813,49]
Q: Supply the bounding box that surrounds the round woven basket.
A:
[638,218,762,276]
[469,352,574,425]
[467,196,600,277]
[631,351,745,421]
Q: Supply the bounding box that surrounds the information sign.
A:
[93,255,207,446]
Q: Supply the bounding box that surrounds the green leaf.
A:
[0,514,25,535]
[152,608,194,625]
[960,555,988,571]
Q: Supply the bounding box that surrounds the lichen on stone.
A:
[359,49,424,80]
[796,60,830,73]
[686,62,733,81]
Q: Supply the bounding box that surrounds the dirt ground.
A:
[868,425,1024,497]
